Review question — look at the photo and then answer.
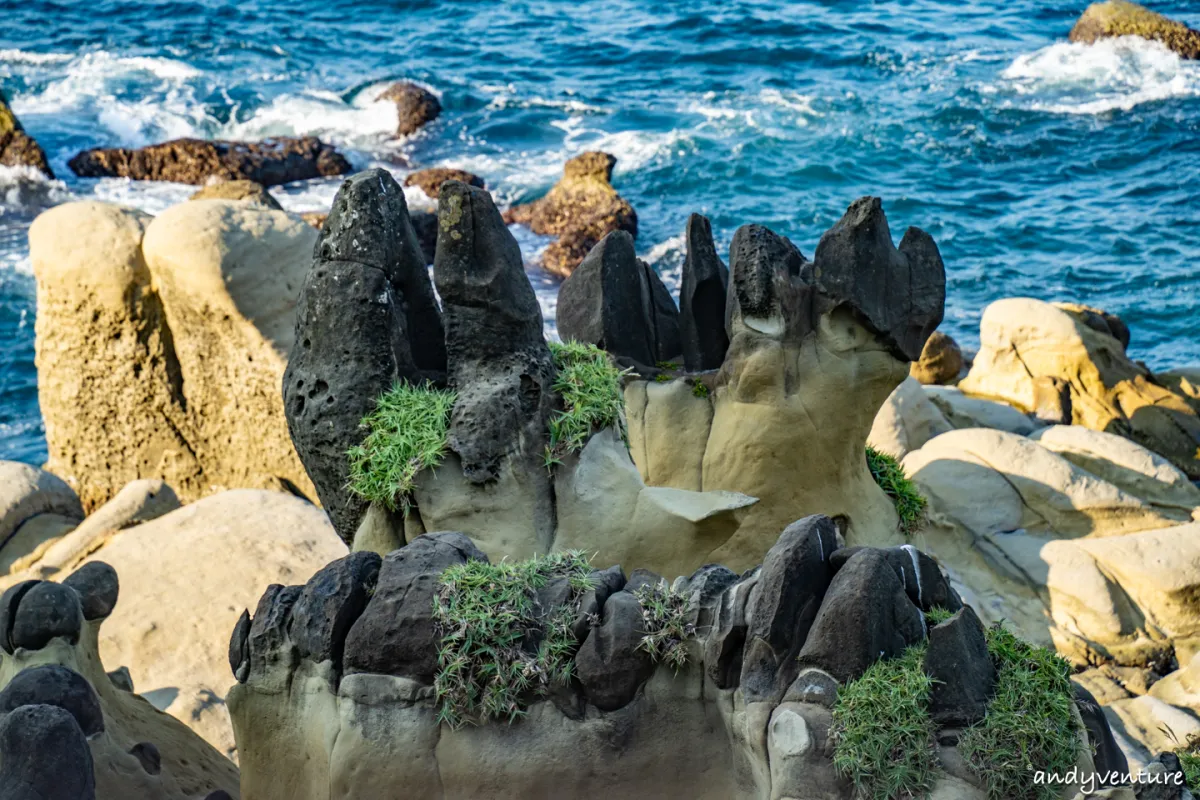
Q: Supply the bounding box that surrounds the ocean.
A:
[2,0,1198,465]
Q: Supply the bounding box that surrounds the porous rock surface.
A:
[1070,1,1200,60]
[30,199,317,510]
[0,559,241,799]
[403,167,484,199]
[68,136,351,186]
[503,151,638,277]
[0,89,54,178]
[228,519,1115,800]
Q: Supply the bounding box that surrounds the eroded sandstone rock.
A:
[228,520,1110,800]
[503,151,638,277]
[1070,1,1200,60]
[189,179,283,210]
[403,167,483,199]
[910,331,964,385]
[68,136,351,187]
[0,89,54,178]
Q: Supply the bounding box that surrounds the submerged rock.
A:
[68,136,352,187]
[1070,1,1200,60]
[377,82,442,136]
[0,89,54,178]
[504,151,638,277]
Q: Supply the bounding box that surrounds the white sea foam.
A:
[0,49,74,66]
[996,36,1200,114]
[221,83,400,151]
[0,165,73,211]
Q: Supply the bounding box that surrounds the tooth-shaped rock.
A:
[740,516,838,703]
[923,606,994,727]
[556,230,681,368]
[244,584,302,689]
[228,610,251,684]
[284,168,445,545]
[423,181,557,557]
[289,552,380,673]
[726,223,812,339]
[797,548,926,682]
[0,581,38,655]
[0,704,96,800]
[812,197,945,361]
[679,214,730,371]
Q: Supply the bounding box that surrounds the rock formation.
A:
[67,136,351,187]
[0,560,241,798]
[503,151,638,277]
[1070,1,1200,60]
[0,487,346,761]
[227,520,1122,800]
[678,212,730,371]
[959,298,1200,478]
[283,169,445,543]
[555,229,681,370]
[910,330,963,385]
[189,180,283,210]
[0,462,83,574]
[377,82,442,136]
[0,89,54,178]
[30,199,316,511]
[403,167,484,199]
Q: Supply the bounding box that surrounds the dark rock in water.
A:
[67,136,351,187]
[504,151,638,277]
[0,90,54,178]
[62,561,119,621]
[740,515,839,703]
[10,582,83,650]
[910,331,963,385]
[404,167,484,199]
[245,584,302,685]
[410,210,438,265]
[797,548,926,683]
[189,179,284,210]
[924,606,994,726]
[377,82,442,136]
[812,197,945,362]
[289,551,381,671]
[343,533,486,682]
[283,168,446,544]
[556,230,680,368]
[435,180,557,490]
[1073,684,1130,784]
[575,590,656,711]
[0,665,104,736]
[679,213,730,371]
[0,704,95,800]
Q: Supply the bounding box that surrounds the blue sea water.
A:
[2,0,1199,465]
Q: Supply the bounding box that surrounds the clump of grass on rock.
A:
[433,550,593,728]
[959,624,1080,800]
[346,381,456,511]
[545,340,630,466]
[831,643,938,800]
[633,581,695,670]
[866,445,928,536]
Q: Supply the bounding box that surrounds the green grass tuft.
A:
[925,606,955,627]
[831,643,939,800]
[433,550,594,728]
[691,381,709,399]
[866,446,928,536]
[1178,740,1200,790]
[958,624,1080,800]
[545,340,631,466]
[655,360,680,370]
[632,581,695,670]
[346,382,456,512]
